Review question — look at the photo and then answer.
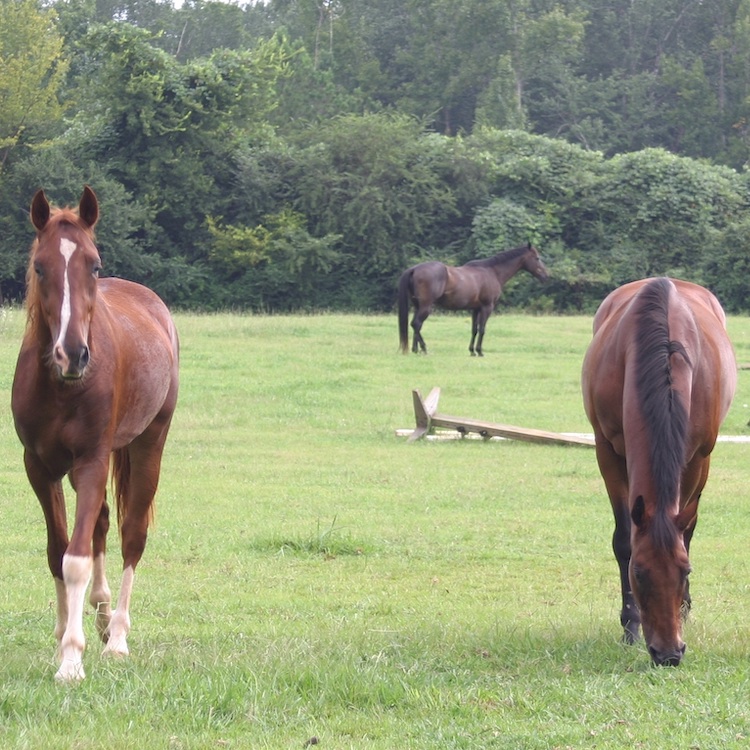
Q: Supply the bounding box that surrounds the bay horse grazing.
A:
[11,187,179,681]
[582,278,735,666]
[398,243,548,356]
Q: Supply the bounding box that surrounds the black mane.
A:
[634,278,691,548]
[464,245,531,268]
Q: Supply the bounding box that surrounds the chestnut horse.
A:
[11,187,179,681]
[398,243,548,356]
[582,278,735,666]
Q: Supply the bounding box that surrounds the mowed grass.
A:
[1,308,750,749]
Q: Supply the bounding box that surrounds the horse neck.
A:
[490,252,527,284]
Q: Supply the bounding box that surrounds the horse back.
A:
[583,278,735,457]
[435,264,497,309]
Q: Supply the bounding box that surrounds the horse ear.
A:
[30,189,50,231]
[78,185,99,229]
[631,495,648,530]
[676,497,699,533]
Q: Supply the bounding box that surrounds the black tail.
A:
[398,269,413,353]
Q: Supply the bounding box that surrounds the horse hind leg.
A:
[105,566,134,657]
[90,499,113,643]
[411,308,429,354]
[469,310,479,355]
[104,425,170,658]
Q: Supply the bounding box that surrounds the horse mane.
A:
[24,207,96,337]
[465,245,531,268]
[634,277,691,549]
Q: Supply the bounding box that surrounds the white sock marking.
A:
[56,553,91,682]
[104,565,135,657]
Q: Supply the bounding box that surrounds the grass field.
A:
[1,308,750,749]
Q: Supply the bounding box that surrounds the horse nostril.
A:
[79,345,90,369]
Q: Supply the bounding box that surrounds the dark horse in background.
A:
[398,243,549,355]
[11,187,179,681]
[582,278,735,666]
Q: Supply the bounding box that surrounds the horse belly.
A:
[439,278,484,310]
[114,374,172,447]
[112,331,177,447]
[582,339,626,451]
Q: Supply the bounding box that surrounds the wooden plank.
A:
[429,414,595,447]
[407,386,595,447]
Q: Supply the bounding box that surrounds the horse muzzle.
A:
[649,642,686,667]
[54,342,90,380]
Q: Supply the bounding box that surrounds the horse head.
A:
[629,495,697,666]
[28,186,102,380]
[522,243,549,282]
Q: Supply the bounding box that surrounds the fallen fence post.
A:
[406,387,596,447]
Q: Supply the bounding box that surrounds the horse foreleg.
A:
[54,462,110,681]
[56,553,92,681]
[612,504,640,644]
[595,438,640,643]
[24,456,77,677]
[474,307,492,357]
[679,458,710,618]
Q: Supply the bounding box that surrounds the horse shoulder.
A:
[455,265,495,302]
[11,344,48,441]
[583,305,631,452]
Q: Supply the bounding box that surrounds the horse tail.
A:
[112,448,130,531]
[398,268,413,353]
[112,447,147,531]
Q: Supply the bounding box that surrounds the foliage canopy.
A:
[1,0,750,312]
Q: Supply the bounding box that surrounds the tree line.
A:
[1,0,749,313]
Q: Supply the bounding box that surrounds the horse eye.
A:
[632,567,647,586]
[92,262,102,278]
[34,263,44,279]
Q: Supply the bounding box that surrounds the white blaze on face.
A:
[57,238,78,351]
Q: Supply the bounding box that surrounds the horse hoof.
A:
[621,628,641,646]
[55,660,85,682]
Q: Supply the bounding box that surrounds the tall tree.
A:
[0,0,68,171]
[68,22,288,258]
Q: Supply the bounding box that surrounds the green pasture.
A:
[1,309,750,749]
